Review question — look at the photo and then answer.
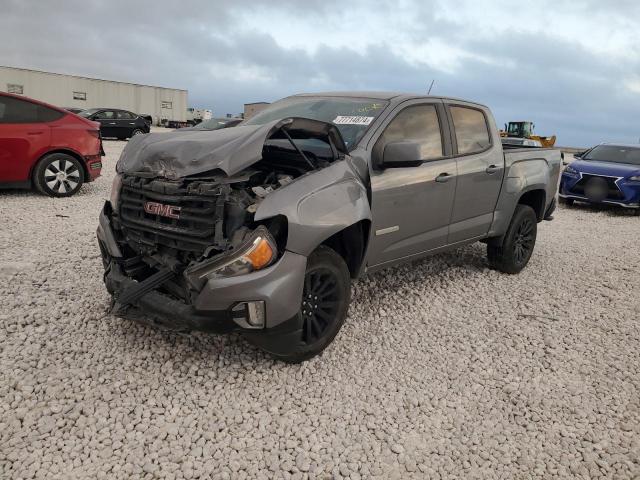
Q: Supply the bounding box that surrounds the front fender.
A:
[254,160,372,256]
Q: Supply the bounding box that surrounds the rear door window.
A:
[450,106,491,155]
[116,110,135,119]
[95,110,115,120]
[37,105,64,122]
[375,104,443,161]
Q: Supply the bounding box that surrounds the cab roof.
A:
[290,91,488,108]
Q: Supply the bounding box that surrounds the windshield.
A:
[244,97,389,148]
[193,118,237,130]
[583,145,640,166]
[78,108,99,118]
[507,122,533,137]
[507,123,521,135]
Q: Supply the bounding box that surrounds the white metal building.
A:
[244,102,270,120]
[0,66,188,124]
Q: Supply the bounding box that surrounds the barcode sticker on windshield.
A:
[333,115,374,125]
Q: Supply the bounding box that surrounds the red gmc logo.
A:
[144,201,181,219]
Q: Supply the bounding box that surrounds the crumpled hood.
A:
[116,117,348,179]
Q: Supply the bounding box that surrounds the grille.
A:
[118,176,225,257]
[569,174,624,200]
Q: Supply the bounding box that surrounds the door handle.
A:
[27,131,44,135]
[435,172,454,183]
[109,122,117,125]
[485,164,501,174]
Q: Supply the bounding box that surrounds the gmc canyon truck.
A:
[97,92,561,362]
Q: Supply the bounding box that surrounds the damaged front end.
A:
[98,117,347,335]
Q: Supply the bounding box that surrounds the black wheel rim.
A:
[513,218,534,264]
[301,267,340,345]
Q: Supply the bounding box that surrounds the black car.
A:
[79,108,150,140]
[181,117,243,131]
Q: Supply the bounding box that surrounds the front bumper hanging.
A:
[97,202,308,334]
[103,260,238,333]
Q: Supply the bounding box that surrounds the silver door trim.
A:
[375,225,400,236]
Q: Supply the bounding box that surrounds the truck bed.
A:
[501,144,557,152]
[490,146,562,235]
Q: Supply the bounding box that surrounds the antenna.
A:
[427,79,435,95]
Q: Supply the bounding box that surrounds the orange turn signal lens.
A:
[244,237,275,270]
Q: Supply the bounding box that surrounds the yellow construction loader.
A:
[500,121,556,148]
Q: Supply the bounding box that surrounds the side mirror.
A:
[382,141,423,168]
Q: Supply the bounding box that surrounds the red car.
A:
[0,92,103,197]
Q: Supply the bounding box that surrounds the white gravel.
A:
[1,139,639,479]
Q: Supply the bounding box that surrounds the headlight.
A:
[184,226,277,287]
[629,175,640,181]
[564,166,580,176]
[110,173,123,208]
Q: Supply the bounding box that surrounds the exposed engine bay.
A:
[107,118,347,303]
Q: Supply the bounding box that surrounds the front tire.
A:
[33,153,84,197]
[269,246,351,363]
[487,204,537,274]
[130,129,144,138]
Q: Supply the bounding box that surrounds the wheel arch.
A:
[319,219,371,279]
[517,188,546,222]
[487,186,546,244]
[31,148,89,183]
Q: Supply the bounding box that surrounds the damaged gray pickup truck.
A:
[98,92,561,362]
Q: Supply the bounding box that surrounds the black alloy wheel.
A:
[487,204,538,274]
[301,267,341,345]
[513,216,535,265]
[261,246,350,363]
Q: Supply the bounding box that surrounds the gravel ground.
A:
[1,139,639,480]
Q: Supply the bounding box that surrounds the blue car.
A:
[559,143,640,215]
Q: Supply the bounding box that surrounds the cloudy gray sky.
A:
[2,0,639,146]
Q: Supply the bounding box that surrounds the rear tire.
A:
[268,246,351,363]
[33,153,84,197]
[487,204,537,274]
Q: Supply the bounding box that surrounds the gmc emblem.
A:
[144,201,181,219]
